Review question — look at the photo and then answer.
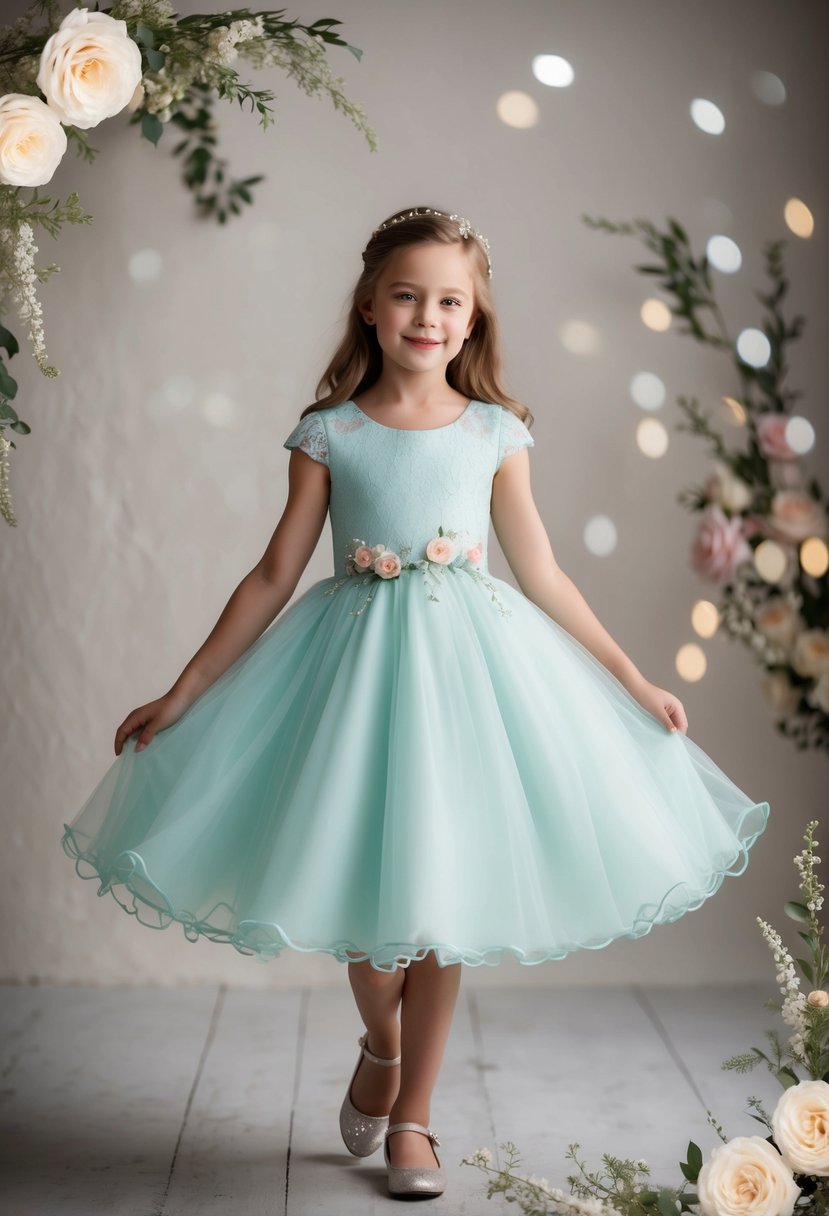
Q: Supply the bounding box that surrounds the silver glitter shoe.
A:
[384,1121,446,1198]
[339,1031,401,1157]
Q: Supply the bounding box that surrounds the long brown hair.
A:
[299,206,533,429]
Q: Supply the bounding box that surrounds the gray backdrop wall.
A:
[1,0,827,989]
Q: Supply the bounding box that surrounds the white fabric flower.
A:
[0,94,67,186]
[697,1136,801,1216]
[773,1079,829,1175]
[36,8,143,130]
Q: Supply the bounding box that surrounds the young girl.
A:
[61,205,770,1201]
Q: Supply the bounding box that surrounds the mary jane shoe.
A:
[384,1121,446,1198]
[339,1031,401,1157]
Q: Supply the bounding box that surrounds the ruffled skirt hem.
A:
[61,790,768,972]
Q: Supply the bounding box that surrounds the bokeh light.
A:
[630,371,666,410]
[690,98,725,134]
[636,417,669,458]
[496,91,539,128]
[584,515,617,557]
[532,54,575,87]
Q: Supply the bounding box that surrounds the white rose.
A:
[762,670,801,716]
[704,461,754,513]
[697,1136,800,1216]
[791,629,829,680]
[773,1079,829,1175]
[36,8,143,130]
[0,93,67,186]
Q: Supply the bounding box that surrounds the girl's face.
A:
[359,242,479,376]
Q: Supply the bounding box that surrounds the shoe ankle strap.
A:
[358,1032,401,1067]
[386,1121,440,1146]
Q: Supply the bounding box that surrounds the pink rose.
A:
[757,413,797,461]
[691,504,753,584]
[466,541,483,565]
[767,490,826,544]
[425,536,456,564]
[353,545,374,569]
[373,550,402,579]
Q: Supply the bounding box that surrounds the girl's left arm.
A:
[490,451,688,734]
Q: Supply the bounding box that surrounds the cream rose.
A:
[791,629,829,680]
[756,597,802,650]
[373,550,402,579]
[691,505,753,584]
[36,8,143,130]
[0,94,67,186]
[762,670,801,717]
[696,1136,801,1216]
[772,1079,829,1175]
[703,461,754,513]
[425,536,456,564]
[767,490,826,545]
[807,990,829,1008]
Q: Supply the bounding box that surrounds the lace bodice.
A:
[283,398,534,579]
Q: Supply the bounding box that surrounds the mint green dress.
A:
[60,399,770,971]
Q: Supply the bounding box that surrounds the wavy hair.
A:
[298,205,532,429]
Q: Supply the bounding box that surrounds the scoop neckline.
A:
[346,398,476,432]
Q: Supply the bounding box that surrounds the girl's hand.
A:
[628,677,689,735]
[114,689,192,756]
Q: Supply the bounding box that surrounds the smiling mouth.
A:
[405,337,441,346]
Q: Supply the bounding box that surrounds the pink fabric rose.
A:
[466,541,483,565]
[425,536,456,564]
[373,550,402,579]
[757,413,797,461]
[353,545,374,569]
[691,504,753,584]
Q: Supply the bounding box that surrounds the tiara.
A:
[370,208,492,279]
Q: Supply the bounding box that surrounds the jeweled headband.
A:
[370,207,492,279]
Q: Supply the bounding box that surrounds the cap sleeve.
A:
[283,411,329,467]
[496,409,534,471]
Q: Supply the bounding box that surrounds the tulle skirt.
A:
[61,568,770,971]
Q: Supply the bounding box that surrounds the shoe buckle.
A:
[428,1130,441,1147]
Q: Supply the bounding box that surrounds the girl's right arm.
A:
[114,448,330,755]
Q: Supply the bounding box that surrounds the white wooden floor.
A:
[0,981,784,1215]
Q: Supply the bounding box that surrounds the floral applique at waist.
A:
[324,526,511,617]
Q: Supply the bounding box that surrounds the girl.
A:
[62,205,770,1201]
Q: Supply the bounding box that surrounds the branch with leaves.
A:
[580,215,828,755]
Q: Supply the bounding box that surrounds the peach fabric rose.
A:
[756,597,802,650]
[353,545,374,569]
[691,505,753,583]
[767,490,826,545]
[772,1078,829,1176]
[373,550,402,579]
[466,542,483,565]
[696,1135,800,1216]
[758,413,797,461]
[425,536,456,564]
[36,8,143,130]
[0,94,67,187]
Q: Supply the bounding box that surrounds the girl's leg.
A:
[386,949,463,1170]
[346,956,406,1116]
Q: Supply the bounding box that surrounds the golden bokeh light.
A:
[691,600,721,639]
[784,198,815,238]
[801,537,829,579]
[641,298,672,331]
[754,539,788,583]
[676,642,708,683]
